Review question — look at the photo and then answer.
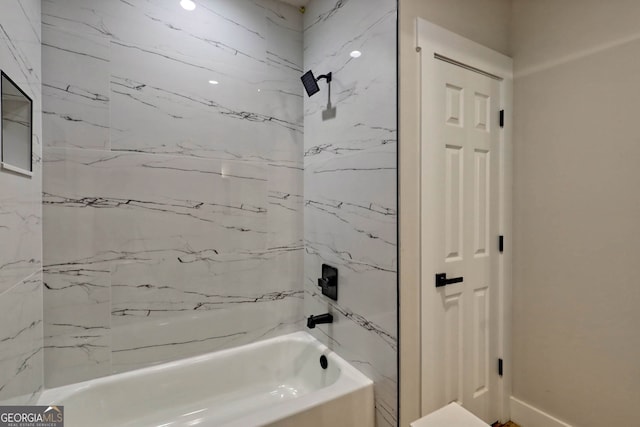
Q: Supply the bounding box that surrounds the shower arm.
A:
[316,72,332,83]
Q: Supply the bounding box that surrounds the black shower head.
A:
[301,70,332,97]
[301,70,320,97]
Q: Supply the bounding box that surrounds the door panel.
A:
[421,57,501,423]
[443,293,463,404]
[474,149,490,256]
[445,144,463,261]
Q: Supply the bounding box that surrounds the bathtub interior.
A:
[39,333,353,427]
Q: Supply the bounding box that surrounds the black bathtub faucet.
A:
[307,313,333,329]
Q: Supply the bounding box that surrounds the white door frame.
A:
[416,18,513,423]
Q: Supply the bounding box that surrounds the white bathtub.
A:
[37,331,374,427]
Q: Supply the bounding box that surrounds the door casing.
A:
[416,18,513,423]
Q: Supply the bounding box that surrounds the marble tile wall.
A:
[302,1,398,426]
[42,0,304,387]
[0,0,44,404]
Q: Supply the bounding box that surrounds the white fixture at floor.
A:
[411,403,489,427]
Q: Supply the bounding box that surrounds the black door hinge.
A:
[499,110,504,128]
[498,235,504,253]
[498,358,503,377]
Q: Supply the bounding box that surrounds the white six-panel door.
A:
[420,56,502,423]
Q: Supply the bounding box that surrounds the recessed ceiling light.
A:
[208,80,219,85]
[180,0,196,11]
[350,50,362,58]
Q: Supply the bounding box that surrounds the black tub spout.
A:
[307,313,333,329]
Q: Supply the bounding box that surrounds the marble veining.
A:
[303,0,397,425]
[0,272,43,404]
[42,0,304,387]
[42,26,110,150]
[43,143,304,384]
[108,40,302,160]
[43,263,111,387]
[0,0,43,404]
[40,2,397,423]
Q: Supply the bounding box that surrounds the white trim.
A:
[416,19,513,80]
[510,397,572,427]
[1,161,33,177]
[416,17,513,423]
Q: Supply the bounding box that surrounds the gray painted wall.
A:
[512,1,640,425]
